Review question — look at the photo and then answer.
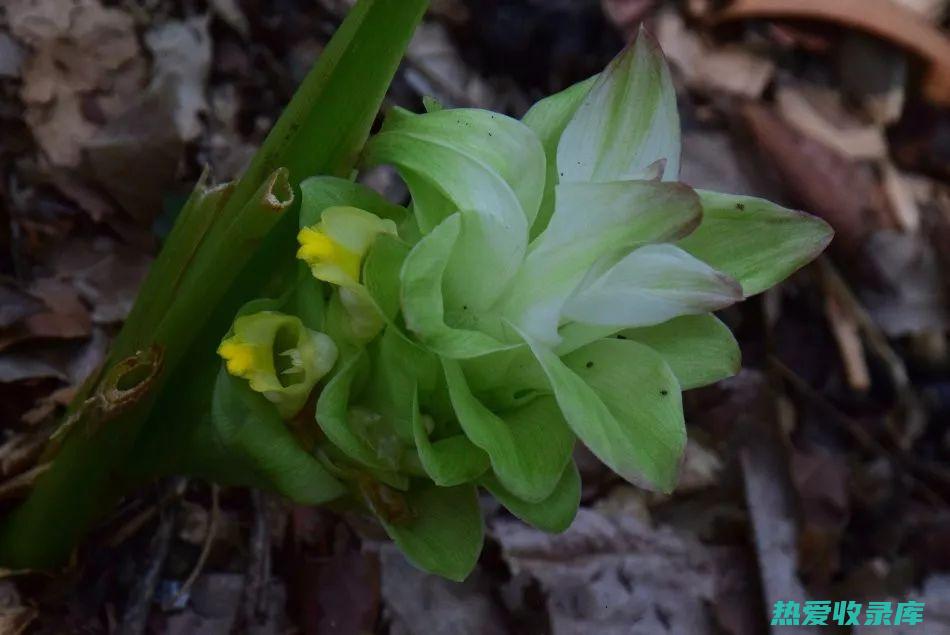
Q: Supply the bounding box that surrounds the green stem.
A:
[0,0,428,569]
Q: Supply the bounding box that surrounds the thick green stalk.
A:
[0,176,290,569]
[105,173,234,371]
[0,0,428,569]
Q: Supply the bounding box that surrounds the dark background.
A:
[0,0,948,632]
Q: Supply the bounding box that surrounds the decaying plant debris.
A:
[0,0,949,633]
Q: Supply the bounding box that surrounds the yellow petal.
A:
[296,226,362,282]
[218,340,256,377]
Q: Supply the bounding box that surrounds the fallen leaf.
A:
[381,545,506,634]
[48,171,117,223]
[892,0,948,21]
[715,0,950,106]
[0,283,43,330]
[602,0,658,33]
[676,439,723,493]
[0,354,68,383]
[9,0,145,167]
[0,607,37,635]
[741,102,888,259]
[145,18,212,143]
[0,431,48,478]
[775,82,888,161]
[84,86,185,225]
[790,448,850,584]
[837,31,907,125]
[70,252,151,325]
[20,385,75,425]
[889,101,950,179]
[295,550,381,634]
[25,278,92,340]
[163,573,245,635]
[860,230,950,336]
[493,508,723,634]
[657,10,774,99]
[592,485,652,524]
[405,22,497,109]
[853,575,950,634]
[22,92,99,170]
[680,129,785,202]
[208,84,256,181]
[711,547,764,635]
[0,34,25,79]
[210,0,250,37]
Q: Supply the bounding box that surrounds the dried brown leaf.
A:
[775,82,888,161]
[493,508,725,634]
[10,0,144,167]
[0,607,37,635]
[0,283,43,330]
[860,230,950,336]
[145,18,212,142]
[657,10,774,99]
[716,0,950,106]
[740,102,887,258]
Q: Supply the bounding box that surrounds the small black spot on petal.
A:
[736,202,745,210]
[660,389,668,396]
[585,361,594,369]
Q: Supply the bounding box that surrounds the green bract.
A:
[198,28,837,581]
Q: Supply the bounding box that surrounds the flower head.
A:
[296,205,399,343]
[296,205,397,288]
[351,28,830,578]
[216,28,832,584]
[217,310,338,418]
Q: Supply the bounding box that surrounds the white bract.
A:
[211,29,832,583]
[362,30,832,494]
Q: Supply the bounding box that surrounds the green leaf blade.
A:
[380,482,484,582]
[501,180,701,345]
[314,353,389,470]
[522,75,597,237]
[562,243,742,330]
[364,107,544,230]
[524,335,685,493]
[443,360,575,502]
[211,369,346,505]
[621,313,740,390]
[400,214,515,358]
[557,28,680,183]
[483,460,581,533]
[678,190,834,297]
[298,176,407,229]
[411,389,490,487]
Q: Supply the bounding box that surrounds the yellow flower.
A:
[218,340,265,377]
[296,206,398,287]
[217,311,338,418]
[296,227,362,282]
